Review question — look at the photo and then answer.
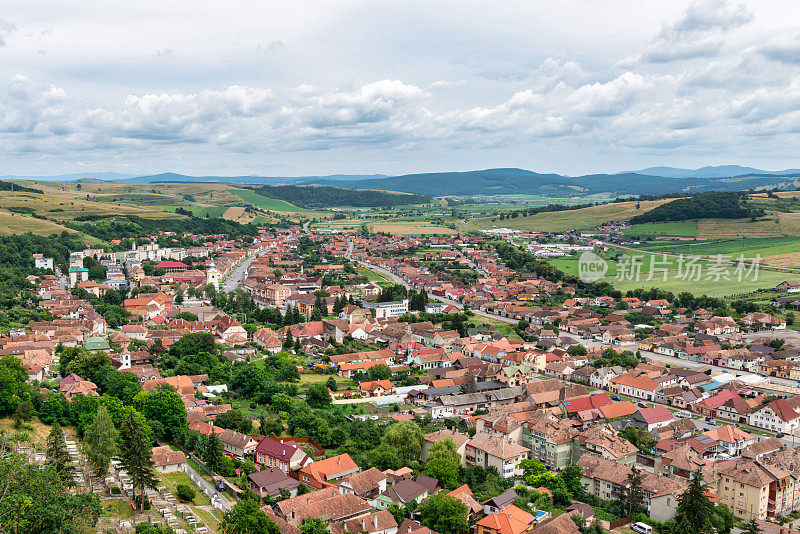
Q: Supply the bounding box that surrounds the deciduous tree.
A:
[420,493,468,534]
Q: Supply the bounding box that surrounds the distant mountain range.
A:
[622,165,800,178]
[6,166,800,198]
[315,168,800,197]
[117,172,390,185]
[0,172,139,182]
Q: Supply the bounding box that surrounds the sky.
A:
[2,0,800,177]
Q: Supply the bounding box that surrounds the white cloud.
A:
[0,19,15,47]
[634,0,754,64]
[0,1,800,175]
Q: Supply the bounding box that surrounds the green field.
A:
[633,236,800,259]
[625,221,698,238]
[162,205,229,218]
[460,199,673,232]
[550,253,791,297]
[467,316,519,338]
[357,264,390,282]
[231,189,309,212]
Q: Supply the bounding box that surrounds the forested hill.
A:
[318,168,800,197]
[0,181,42,194]
[629,192,764,224]
[250,185,431,208]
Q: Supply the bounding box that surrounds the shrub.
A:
[176,484,196,502]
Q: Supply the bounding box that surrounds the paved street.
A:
[221,252,258,292]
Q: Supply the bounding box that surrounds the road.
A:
[345,240,518,324]
[221,251,258,292]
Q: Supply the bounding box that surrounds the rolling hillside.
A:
[322,168,800,197]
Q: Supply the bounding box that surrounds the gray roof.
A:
[438,386,524,407]
[483,488,517,509]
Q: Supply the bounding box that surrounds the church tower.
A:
[207,259,220,289]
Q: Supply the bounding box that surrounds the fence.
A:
[181,450,234,511]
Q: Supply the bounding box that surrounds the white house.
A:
[749,399,800,434]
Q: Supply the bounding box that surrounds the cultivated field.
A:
[372,223,458,235]
[462,199,674,232]
[0,210,77,236]
[230,189,308,213]
[624,221,698,237]
[549,253,791,297]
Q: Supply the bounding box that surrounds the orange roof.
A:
[299,453,358,483]
[476,505,534,534]
[340,360,389,371]
[599,401,638,419]
[702,425,755,444]
[359,380,392,391]
[610,373,658,392]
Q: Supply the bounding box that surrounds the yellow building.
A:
[715,461,792,520]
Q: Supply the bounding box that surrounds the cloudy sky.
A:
[2,0,800,177]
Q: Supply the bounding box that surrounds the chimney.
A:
[338,457,341,465]
[374,515,379,528]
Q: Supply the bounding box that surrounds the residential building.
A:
[465,432,529,478]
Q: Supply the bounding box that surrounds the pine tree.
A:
[311,295,325,321]
[284,330,293,350]
[205,432,224,473]
[118,409,157,511]
[674,471,716,534]
[333,295,345,315]
[259,412,268,435]
[83,404,118,477]
[46,421,75,485]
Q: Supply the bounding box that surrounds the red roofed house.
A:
[749,399,800,435]
[631,405,676,432]
[254,437,313,473]
[154,261,189,273]
[695,389,741,417]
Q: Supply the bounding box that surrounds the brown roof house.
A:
[152,445,187,473]
[248,467,301,500]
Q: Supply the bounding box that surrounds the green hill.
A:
[320,168,800,198]
[629,192,763,224]
[249,185,431,208]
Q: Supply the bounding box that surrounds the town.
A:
[4,219,800,534]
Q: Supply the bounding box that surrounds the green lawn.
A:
[357,264,390,282]
[101,499,135,519]
[230,189,308,212]
[467,316,519,338]
[625,221,698,237]
[159,471,211,506]
[299,373,355,388]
